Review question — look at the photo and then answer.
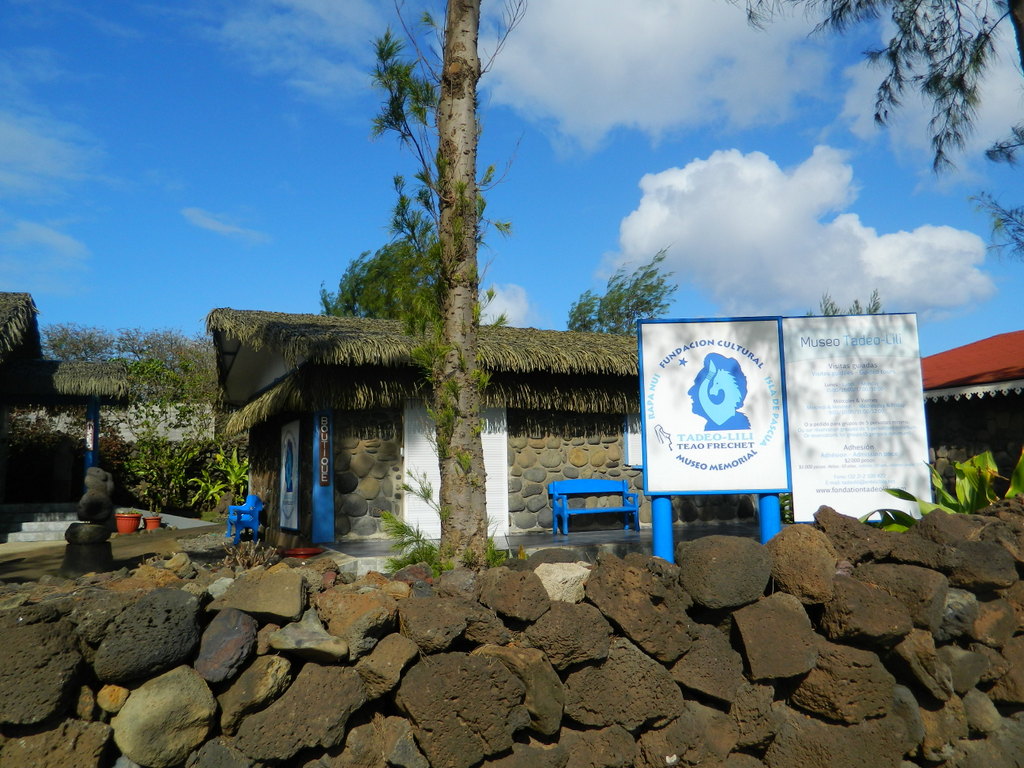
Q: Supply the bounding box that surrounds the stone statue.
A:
[78,466,115,525]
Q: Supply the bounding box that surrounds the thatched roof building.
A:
[206,308,647,543]
[207,309,640,434]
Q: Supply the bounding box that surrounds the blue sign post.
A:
[651,496,674,560]
[84,396,100,471]
[310,410,335,543]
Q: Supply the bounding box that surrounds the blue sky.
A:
[3,0,1023,358]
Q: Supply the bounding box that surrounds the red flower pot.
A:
[114,513,142,534]
[143,516,162,531]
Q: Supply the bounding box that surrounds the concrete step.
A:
[0,504,78,523]
[0,504,80,543]
[5,528,75,543]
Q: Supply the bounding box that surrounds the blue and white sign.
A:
[639,318,789,495]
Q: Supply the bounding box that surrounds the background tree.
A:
[743,0,1024,256]
[567,249,678,334]
[808,289,883,316]
[320,237,441,319]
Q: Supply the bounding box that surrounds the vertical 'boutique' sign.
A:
[639,318,789,495]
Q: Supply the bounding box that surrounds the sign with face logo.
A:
[639,318,789,495]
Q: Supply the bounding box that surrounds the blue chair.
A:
[226,494,263,544]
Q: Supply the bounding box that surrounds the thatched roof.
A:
[0,292,41,364]
[0,359,130,402]
[207,309,639,376]
[208,309,641,433]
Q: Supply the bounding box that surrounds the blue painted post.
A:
[311,410,335,544]
[652,496,674,562]
[758,493,782,544]
[84,396,100,470]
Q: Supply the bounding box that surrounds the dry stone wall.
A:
[4,499,1024,767]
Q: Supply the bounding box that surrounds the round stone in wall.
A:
[568,447,588,468]
[539,450,562,469]
[350,515,379,536]
[335,471,359,494]
[523,467,547,484]
[378,440,401,462]
[512,511,537,531]
[349,452,375,477]
[339,493,367,517]
[509,477,522,494]
[562,466,579,479]
[522,483,544,498]
[526,495,549,513]
[333,451,352,471]
[509,435,527,450]
[536,508,553,529]
[333,514,351,537]
[357,476,381,500]
[589,449,608,467]
[508,494,526,513]
[517,450,537,469]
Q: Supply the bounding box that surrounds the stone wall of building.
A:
[333,434,402,539]
[329,422,755,540]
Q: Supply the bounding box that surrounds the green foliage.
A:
[380,511,450,576]
[188,447,250,512]
[568,249,678,334]
[859,507,918,533]
[809,290,882,316]
[127,436,206,514]
[380,510,507,576]
[321,238,442,320]
[972,192,1024,260]
[880,449,1024,523]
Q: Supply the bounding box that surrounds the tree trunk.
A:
[434,0,488,566]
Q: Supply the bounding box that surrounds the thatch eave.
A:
[0,359,130,402]
[0,292,42,364]
[222,361,639,434]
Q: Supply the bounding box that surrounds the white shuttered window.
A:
[401,400,508,540]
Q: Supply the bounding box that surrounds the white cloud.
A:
[210,0,385,101]
[482,0,830,149]
[0,219,90,292]
[616,146,994,317]
[181,207,271,244]
[481,282,537,327]
[0,110,95,197]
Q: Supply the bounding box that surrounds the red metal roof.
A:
[922,330,1024,390]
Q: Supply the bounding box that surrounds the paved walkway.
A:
[0,521,224,583]
[0,518,760,583]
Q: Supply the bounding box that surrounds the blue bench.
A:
[548,479,640,535]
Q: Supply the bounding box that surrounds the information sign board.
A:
[781,314,930,521]
[639,318,789,495]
